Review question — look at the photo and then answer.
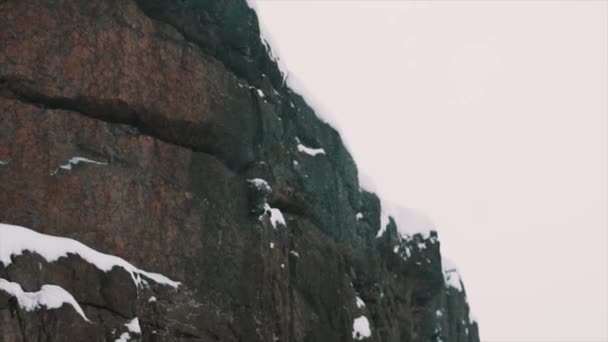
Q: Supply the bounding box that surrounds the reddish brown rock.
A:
[0,0,259,169]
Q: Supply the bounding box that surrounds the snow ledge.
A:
[0,278,90,322]
[0,223,181,288]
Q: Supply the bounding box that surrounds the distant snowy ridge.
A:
[0,223,180,288]
[0,278,89,321]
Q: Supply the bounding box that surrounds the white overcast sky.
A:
[254,1,607,341]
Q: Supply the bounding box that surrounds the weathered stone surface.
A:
[0,0,258,169]
[0,0,479,341]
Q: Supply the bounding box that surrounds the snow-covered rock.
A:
[0,223,180,288]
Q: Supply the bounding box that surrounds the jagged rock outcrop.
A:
[0,1,479,341]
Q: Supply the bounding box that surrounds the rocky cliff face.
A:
[0,1,479,341]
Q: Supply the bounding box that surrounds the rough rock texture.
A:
[0,1,479,341]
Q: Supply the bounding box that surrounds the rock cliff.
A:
[0,1,479,341]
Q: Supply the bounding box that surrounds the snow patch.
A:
[263,204,286,228]
[256,89,265,98]
[125,317,141,334]
[289,250,300,258]
[444,272,463,292]
[249,179,286,229]
[114,332,130,342]
[270,242,275,249]
[0,278,89,321]
[356,212,364,220]
[355,296,366,309]
[0,160,9,165]
[148,296,157,303]
[0,223,180,288]
[352,316,372,340]
[51,157,106,175]
[296,143,326,157]
[247,178,271,192]
[377,209,389,238]
[114,317,141,342]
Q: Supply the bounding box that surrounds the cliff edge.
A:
[0,1,479,341]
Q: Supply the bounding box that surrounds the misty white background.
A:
[254,1,607,341]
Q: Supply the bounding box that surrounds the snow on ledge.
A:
[297,143,326,157]
[263,203,286,228]
[247,178,286,229]
[247,178,271,192]
[442,257,464,292]
[295,137,325,157]
[376,200,435,240]
[114,332,130,342]
[355,296,366,309]
[125,317,141,334]
[114,317,142,342]
[0,278,89,321]
[51,156,107,176]
[0,223,180,288]
[352,315,372,340]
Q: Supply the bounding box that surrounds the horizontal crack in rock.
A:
[0,78,242,173]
